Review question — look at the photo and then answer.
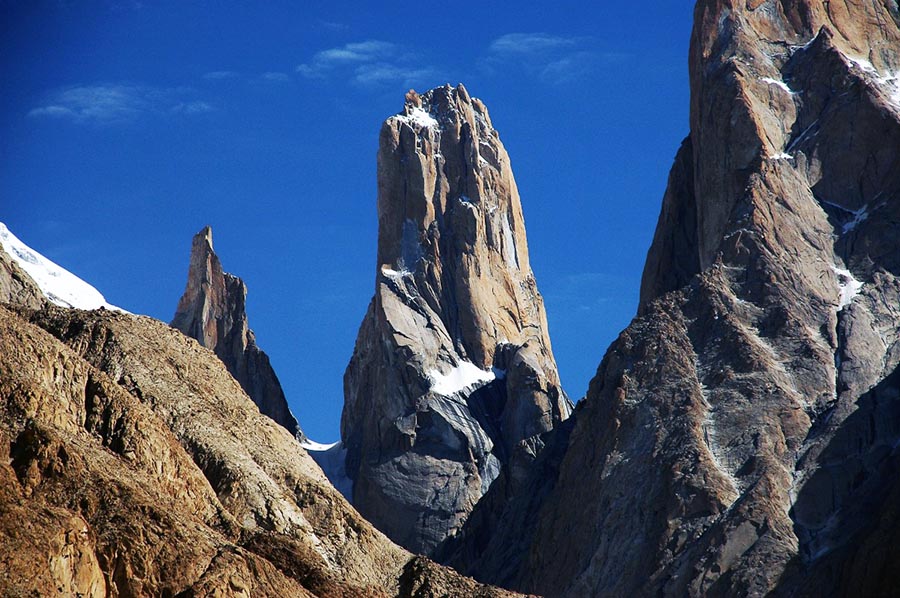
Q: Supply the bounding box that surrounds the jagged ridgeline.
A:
[0,236,525,595]
[342,84,572,555]
[4,0,900,595]
[440,1,900,596]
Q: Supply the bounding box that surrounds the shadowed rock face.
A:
[171,226,304,441]
[0,242,526,598]
[444,1,900,596]
[343,84,571,555]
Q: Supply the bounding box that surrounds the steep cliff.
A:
[447,1,900,596]
[171,226,303,440]
[343,85,571,554]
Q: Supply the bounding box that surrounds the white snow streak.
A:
[428,361,496,396]
[846,56,877,73]
[817,198,878,234]
[831,265,863,310]
[789,35,818,54]
[381,267,409,279]
[0,222,124,312]
[843,54,900,109]
[841,205,870,234]
[399,107,438,128]
[301,439,339,451]
[761,77,795,94]
[300,440,353,502]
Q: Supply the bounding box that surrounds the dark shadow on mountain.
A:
[774,364,900,596]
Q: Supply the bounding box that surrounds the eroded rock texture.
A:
[0,243,523,598]
[172,226,303,440]
[446,1,900,596]
[343,85,571,555]
[0,242,44,310]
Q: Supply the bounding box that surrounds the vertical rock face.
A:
[447,1,900,596]
[343,84,571,555]
[172,226,303,440]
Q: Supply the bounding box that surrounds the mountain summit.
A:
[171,226,303,440]
[444,1,900,595]
[342,84,571,554]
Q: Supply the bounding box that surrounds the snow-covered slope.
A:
[300,439,353,501]
[0,222,124,312]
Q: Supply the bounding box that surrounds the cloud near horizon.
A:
[203,70,240,80]
[297,33,620,90]
[28,84,214,124]
[296,40,439,88]
[489,32,579,55]
[261,71,291,83]
[484,32,616,84]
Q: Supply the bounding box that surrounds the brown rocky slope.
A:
[443,1,900,596]
[0,244,523,597]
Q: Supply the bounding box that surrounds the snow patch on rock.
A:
[761,76,795,94]
[840,204,871,233]
[381,266,411,280]
[399,107,438,129]
[428,361,496,396]
[301,440,353,502]
[843,54,900,109]
[831,265,863,309]
[816,198,879,234]
[0,222,125,312]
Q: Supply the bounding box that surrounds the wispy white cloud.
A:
[170,100,214,115]
[316,19,349,32]
[260,71,291,83]
[484,32,621,84]
[204,70,295,85]
[352,63,437,88]
[322,40,395,63]
[28,84,213,124]
[297,40,396,76]
[28,105,79,119]
[489,33,579,55]
[297,40,438,87]
[203,70,240,80]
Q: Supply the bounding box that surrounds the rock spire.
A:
[171,226,303,440]
[342,84,571,554]
[443,1,900,595]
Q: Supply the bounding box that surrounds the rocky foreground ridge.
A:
[342,84,571,555]
[440,0,900,596]
[0,237,523,597]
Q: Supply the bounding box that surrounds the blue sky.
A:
[2,1,693,442]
